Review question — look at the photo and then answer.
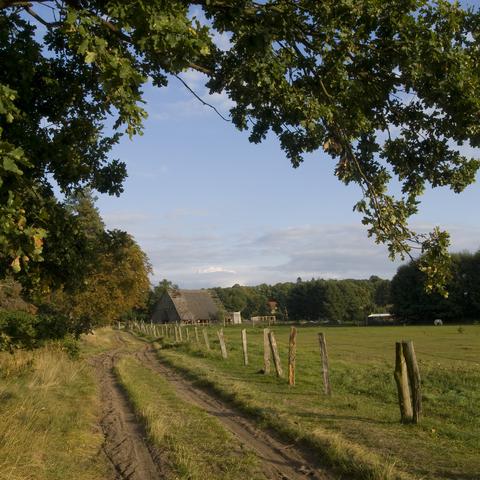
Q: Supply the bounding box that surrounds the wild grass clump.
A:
[0,345,109,480]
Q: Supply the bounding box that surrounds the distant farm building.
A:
[225,311,242,324]
[152,289,223,324]
[250,315,276,325]
[366,313,395,325]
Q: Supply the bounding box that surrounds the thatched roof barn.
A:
[151,289,223,324]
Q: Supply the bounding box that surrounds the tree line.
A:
[212,276,391,324]
[213,249,479,325]
[2,244,478,351]
[391,250,480,323]
[0,191,151,351]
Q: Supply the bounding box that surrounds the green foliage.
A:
[46,191,152,328]
[214,277,387,323]
[1,1,479,294]
[145,278,179,316]
[0,277,35,312]
[0,310,73,351]
[391,249,480,322]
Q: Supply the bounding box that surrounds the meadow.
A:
[154,324,480,480]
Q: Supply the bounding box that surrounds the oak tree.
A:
[1,0,479,293]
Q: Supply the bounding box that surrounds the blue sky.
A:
[95,69,479,289]
[91,3,480,289]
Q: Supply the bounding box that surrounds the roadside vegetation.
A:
[116,355,265,480]
[0,344,110,480]
[153,324,480,480]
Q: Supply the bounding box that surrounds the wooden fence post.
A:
[263,328,271,374]
[288,327,297,386]
[195,326,199,344]
[268,331,283,377]
[203,329,210,350]
[217,329,228,359]
[403,340,422,424]
[318,333,331,395]
[178,326,183,342]
[185,327,190,341]
[241,329,248,366]
[394,342,413,423]
[174,325,179,343]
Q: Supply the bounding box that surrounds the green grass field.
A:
[154,324,480,480]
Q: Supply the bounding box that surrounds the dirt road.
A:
[136,344,333,480]
[92,331,333,480]
[91,349,164,480]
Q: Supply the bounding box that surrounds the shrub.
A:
[0,310,74,352]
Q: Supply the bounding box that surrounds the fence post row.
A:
[288,327,297,386]
[318,332,331,395]
[263,328,271,374]
[241,329,248,366]
[394,342,413,423]
[203,329,210,350]
[402,340,422,424]
[217,328,228,359]
[268,330,283,377]
[174,326,179,343]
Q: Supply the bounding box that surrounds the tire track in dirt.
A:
[91,347,164,480]
[135,344,334,480]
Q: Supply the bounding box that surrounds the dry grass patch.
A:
[0,346,109,480]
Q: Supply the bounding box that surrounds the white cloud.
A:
[103,211,151,228]
[178,69,207,90]
[197,266,237,274]
[150,71,235,121]
[142,223,480,288]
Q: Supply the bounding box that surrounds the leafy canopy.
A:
[45,190,152,328]
[1,0,479,293]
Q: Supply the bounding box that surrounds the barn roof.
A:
[168,289,220,321]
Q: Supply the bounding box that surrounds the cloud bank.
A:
[133,223,480,288]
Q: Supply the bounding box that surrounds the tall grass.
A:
[0,345,110,480]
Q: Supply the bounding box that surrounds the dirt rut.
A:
[135,345,333,480]
[92,350,163,480]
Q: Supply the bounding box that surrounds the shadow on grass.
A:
[294,410,396,426]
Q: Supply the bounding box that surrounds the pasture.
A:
[154,324,480,480]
